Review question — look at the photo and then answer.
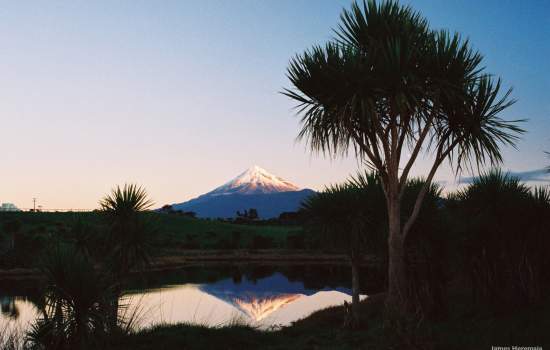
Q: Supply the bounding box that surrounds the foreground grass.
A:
[2,290,548,349]
[109,323,376,350]
[107,297,384,349]
[107,294,550,350]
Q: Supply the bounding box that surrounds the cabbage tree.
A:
[99,183,154,329]
[301,172,385,326]
[284,0,524,318]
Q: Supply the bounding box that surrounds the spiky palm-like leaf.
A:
[100,184,153,217]
[284,0,524,181]
[27,245,111,349]
[99,184,155,276]
[301,171,386,255]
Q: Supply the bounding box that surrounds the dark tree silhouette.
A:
[99,183,155,329]
[285,0,524,319]
[301,172,386,326]
[27,245,112,349]
[2,219,21,250]
[248,208,259,220]
[448,169,550,310]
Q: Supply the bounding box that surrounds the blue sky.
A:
[0,0,548,209]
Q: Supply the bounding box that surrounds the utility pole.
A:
[32,198,37,212]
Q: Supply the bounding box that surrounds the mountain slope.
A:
[170,166,315,219]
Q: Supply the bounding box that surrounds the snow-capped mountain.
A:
[169,166,315,218]
[205,165,300,196]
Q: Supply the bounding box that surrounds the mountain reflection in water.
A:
[233,294,302,321]
[1,266,375,331]
[125,272,364,329]
[196,272,355,324]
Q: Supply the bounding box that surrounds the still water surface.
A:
[1,265,372,332]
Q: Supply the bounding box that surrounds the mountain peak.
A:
[207,165,300,196]
[248,164,264,172]
[242,165,271,178]
[170,165,314,218]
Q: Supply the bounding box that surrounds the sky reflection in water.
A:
[1,269,369,332]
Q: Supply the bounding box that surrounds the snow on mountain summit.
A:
[206,165,300,196]
[170,165,314,218]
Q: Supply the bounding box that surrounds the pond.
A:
[1,264,381,334]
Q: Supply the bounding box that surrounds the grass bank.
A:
[107,293,550,350]
[0,250,361,282]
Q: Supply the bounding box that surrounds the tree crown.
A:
[284,0,524,182]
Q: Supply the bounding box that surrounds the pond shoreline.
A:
[0,249,380,281]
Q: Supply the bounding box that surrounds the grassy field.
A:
[0,211,302,248]
[0,212,304,269]
[150,213,303,249]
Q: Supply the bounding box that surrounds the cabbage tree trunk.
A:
[351,252,360,327]
[385,189,411,322]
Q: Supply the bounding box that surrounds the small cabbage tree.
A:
[99,183,155,329]
[27,245,111,349]
[301,172,386,325]
[100,183,154,276]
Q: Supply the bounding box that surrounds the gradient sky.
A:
[1,0,549,210]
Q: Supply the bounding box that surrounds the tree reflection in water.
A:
[1,296,19,319]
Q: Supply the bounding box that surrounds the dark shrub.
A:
[401,179,448,320]
[181,234,200,249]
[160,204,174,213]
[231,231,242,248]
[449,169,550,311]
[278,211,305,225]
[286,233,305,249]
[214,237,233,250]
[249,235,274,249]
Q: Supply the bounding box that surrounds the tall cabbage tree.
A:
[285,0,524,318]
